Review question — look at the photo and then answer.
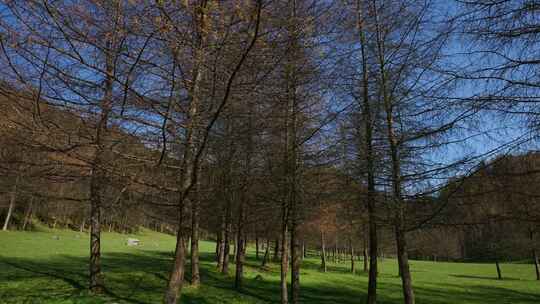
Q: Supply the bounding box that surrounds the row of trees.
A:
[1,1,540,304]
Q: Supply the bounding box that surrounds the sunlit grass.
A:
[1,227,539,303]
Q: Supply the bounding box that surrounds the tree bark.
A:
[235,197,246,289]
[164,203,187,304]
[533,248,540,281]
[88,10,117,290]
[356,2,378,302]
[217,213,226,269]
[363,224,369,272]
[274,238,280,262]
[191,196,200,286]
[89,174,103,293]
[321,231,327,272]
[262,239,270,267]
[222,200,232,274]
[2,176,19,231]
[80,218,86,233]
[291,210,301,304]
[280,209,289,304]
[350,239,356,274]
[215,231,221,260]
[495,260,502,280]
[255,234,260,260]
[22,197,33,231]
[529,230,539,281]
[396,227,415,304]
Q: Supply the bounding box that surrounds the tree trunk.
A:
[262,239,270,267]
[533,248,540,281]
[89,177,103,293]
[164,0,209,300]
[321,231,327,272]
[234,197,245,290]
[164,203,187,304]
[217,214,226,269]
[222,200,232,274]
[529,230,539,281]
[80,218,86,233]
[363,247,369,272]
[22,198,33,231]
[363,225,369,272]
[356,1,378,302]
[495,260,502,280]
[2,176,19,231]
[191,196,200,286]
[334,235,339,263]
[396,227,415,304]
[273,238,280,261]
[235,236,245,289]
[232,238,236,263]
[350,240,356,274]
[280,211,289,304]
[291,211,301,304]
[255,235,260,260]
[235,198,246,290]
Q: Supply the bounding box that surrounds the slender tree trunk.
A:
[191,196,200,286]
[232,235,237,263]
[215,231,221,260]
[363,224,369,272]
[334,234,339,263]
[222,200,232,274]
[495,259,502,280]
[22,197,33,231]
[274,238,280,262]
[321,231,327,272]
[280,209,289,304]
[363,246,369,272]
[533,248,540,281]
[89,175,103,293]
[80,218,86,233]
[1,195,15,231]
[235,196,246,289]
[396,226,414,304]
[529,230,539,281]
[164,203,187,304]
[356,1,378,302]
[217,214,226,269]
[262,239,270,267]
[350,239,356,274]
[88,21,116,291]
[255,234,260,260]
[291,210,300,304]
[2,176,19,231]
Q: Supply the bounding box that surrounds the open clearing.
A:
[1,228,539,304]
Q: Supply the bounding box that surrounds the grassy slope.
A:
[1,228,539,304]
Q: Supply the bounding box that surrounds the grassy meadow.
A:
[1,227,539,304]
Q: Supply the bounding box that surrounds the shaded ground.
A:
[1,228,539,303]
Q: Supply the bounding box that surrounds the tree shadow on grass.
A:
[449,274,522,281]
[414,283,540,304]
[0,251,170,304]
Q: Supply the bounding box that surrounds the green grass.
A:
[1,227,539,304]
